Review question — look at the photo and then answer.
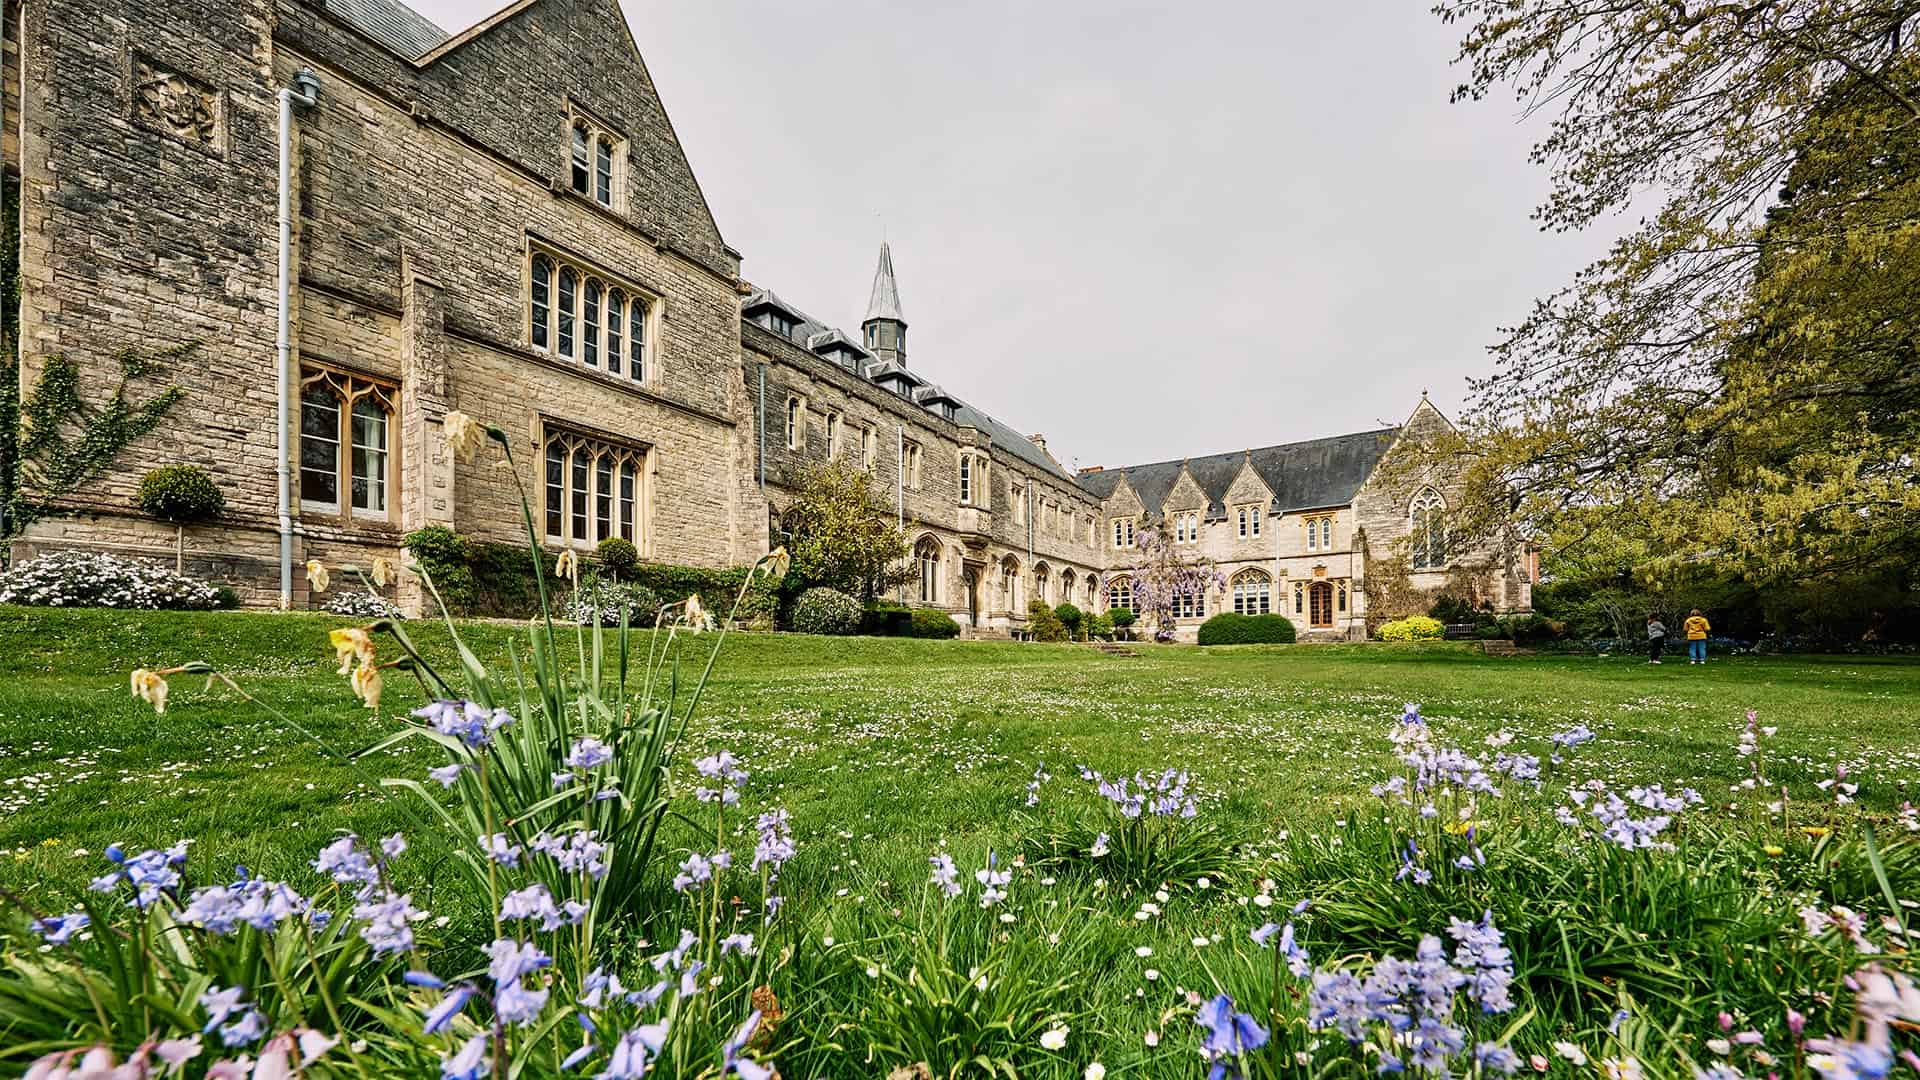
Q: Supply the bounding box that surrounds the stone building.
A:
[3,0,1530,637]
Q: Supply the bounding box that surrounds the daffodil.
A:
[305,560,330,593]
[1763,844,1785,857]
[1802,826,1832,838]
[329,627,375,675]
[351,663,382,711]
[371,556,394,588]
[760,546,790,579]
[130,669,169,714]
[1443,820,1480,836]
[685,593,712,633]
[443,411,486,463]
[555,550,577,582]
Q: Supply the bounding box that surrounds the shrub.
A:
[211,584,241,610]
[0,550,224,610]
[595,536,639,577]
[1378,614,1445,641]
[1087,612,1114,639]
[1427,593,1489,626]
[1053,602,1084,639]
[402,525,477,612]
[862,602,915,637]
[325,588,404,620]
[1197,612,1297,645]
[790,586,862,635]
[564,579,662,627]
[1026,599,1068,642]
[908,608,961,639]
[133,464,224,524]
[1108,607,1136,629]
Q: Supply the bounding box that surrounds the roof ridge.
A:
[1088,426,1400,476]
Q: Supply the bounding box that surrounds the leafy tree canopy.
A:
[779,459,913,602]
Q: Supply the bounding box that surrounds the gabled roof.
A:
[1077,427,1399,517]
[325,0,449,58]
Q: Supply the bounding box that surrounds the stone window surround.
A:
[957,449,990,507]
[784,394,806,450]
[1410,488,1447,570]
[563,101,628,210]
[1236,503,1264,538]
[539,421,650,553]
[297,364,397,529]
[1302,511,1337,552]
[524,238,659,387]
[1231,568,1272,614]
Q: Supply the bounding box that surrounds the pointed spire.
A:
[866,242,905,323]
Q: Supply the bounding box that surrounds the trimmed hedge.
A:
[403,525,777,624]
[1027,599,1069,643]
[1197,612,1298,645]
[135,465,224,524]
[861,604,962,639]
[790,587,862,636]
[1053,603,1085,638]
[909,608,961,639]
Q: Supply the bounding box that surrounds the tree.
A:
[1125,520,1225,642]
[135,464,224,572]
[778,459,913,603]
[1429,1,1920,598]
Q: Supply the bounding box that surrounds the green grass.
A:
[1,606,1916,1073]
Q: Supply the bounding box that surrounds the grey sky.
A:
[406,0,1607,471]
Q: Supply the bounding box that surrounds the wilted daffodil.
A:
[305,560,331,593]
[684,593,714,633]
[371,556,394,588]
[130,669,170,714]
[759,546,790,580]
[351,662,383,711]
[330,627,376,675]
[443,410,486,463]
[555,549,578,583]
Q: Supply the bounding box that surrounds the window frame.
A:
[526,245,655,385]
[298,367,397,526]
[542,426,647,552]
[785,396,805,451]
[1410,489,1447,570]
[916,537,942,604]
[1231,569,1272,615]
[566,112,625,208]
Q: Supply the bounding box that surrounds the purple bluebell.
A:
[423,985,475,1034]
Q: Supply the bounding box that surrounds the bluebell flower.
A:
[312,835,380,892]
[199,985,248,1033]
[404,970,445,989]
[601,1023,669,1079]
[721,932,756,956]
[486,938,552,984]
[673,851,719,893]
[928,853,961,898]
[429,763,467,787]
[1477,1043,1522,1075]
[679,959,706,996]
[495,979,550,1026]
[219,1008,267,1047]
[651,928,698,973]
[752,810,795,877]
[423,985,475,1034]
[531,829,609,879]
[481,832,523,868]
[352,891,420,956]
[566,737,613,770]
[1196,993,1269,1080]
[1250,922,1280,947]
[441,1033,490,1080]
[723,1010,772,1080]
[33,911,88,945]
[380,832,407,859]
[580,968,628,1009]
[561,1042,596,1071]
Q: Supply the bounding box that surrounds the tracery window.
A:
[958,454,974,505]
[1107,576,1135,614]
[826,412,843,458]
[543,430,644,549]
[528,249,650,382]
[916,537,942,604]
[568,118,620,207]
[1304,513,1335,552]
[1000,557,1021,611]
[1111,517,1136,549]
[1231,569,1272,615]
[1410,489,1447,570]
[299,369,394,523]
[1238,505,1263,538]
[1173,510,1200,545]
[1171,587,1205,620]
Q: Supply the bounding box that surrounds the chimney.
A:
[1028,433,1048,455]
[1079,465,1103,474]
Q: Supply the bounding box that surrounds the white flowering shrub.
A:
[0,550,227,610]
[562,578,661,627]
[324,588,405,620]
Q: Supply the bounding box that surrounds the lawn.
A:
[1,605,1916,1075]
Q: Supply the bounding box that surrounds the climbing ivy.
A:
[8,343,191,537]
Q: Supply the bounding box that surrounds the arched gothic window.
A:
[543,430,644,549]
[916,537,942,604]
[583,280,601,367]
[569,119,620,206]
[1034,563,1051,606]
[557,268,577,357]
[1231,569,1272,615]
[1000,557,1021,612]
[785,397,803,450]
[530,255,552,350]
[299,368,394,523]
[1410,488,1447,570]
[1108,576,1135,614]
[527,250,650,382]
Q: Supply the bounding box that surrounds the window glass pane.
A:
[571,125,590,193]
[620,461,636,541]
[629,301,645,380]
[350,398,388,514]
[545,442,565,538]
[606,291,624,376]
[583,281,601,367]
[299,388,340,505]
[595,455,613,542]
[595,137,613,205]
[571,447,590,543]
[531,256,551,349]
[558,270,577,357]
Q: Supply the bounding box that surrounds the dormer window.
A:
[568,116,622,208]
[759,311,797,337]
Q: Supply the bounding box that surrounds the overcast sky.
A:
[409,0,1609,471]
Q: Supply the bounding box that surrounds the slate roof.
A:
[865,243,905,323]
[740,286,1077,484]
[324,0,450,58]
[1076,428,1399,517]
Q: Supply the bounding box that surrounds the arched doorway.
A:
[963,569,980,628]
[1308,581,1334,628]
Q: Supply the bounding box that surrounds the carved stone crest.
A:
[133,57,219,146]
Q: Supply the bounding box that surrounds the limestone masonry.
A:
[4,0,1531,639]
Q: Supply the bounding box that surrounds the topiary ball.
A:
[135,465,225,524]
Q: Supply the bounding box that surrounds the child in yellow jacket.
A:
[1684,609,1711,664]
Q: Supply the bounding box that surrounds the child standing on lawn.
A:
[1684,609,1711,664]
[1646,614,1667,664]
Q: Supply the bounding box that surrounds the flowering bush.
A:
[789,586,861,635]
[0,550,228,610]
[562,577,662,626]
[1379,615,1446,641]
[324,587,404,620]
